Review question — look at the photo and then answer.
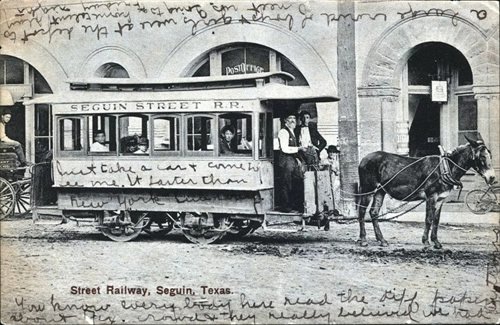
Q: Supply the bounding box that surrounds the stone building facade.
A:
[0,0,498,214]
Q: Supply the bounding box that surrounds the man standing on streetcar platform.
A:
[277,111,307,213]
[295,110,327,168]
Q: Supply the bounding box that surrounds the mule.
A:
[357,135,496,249]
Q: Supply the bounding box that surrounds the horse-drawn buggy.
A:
[0,142,31,218]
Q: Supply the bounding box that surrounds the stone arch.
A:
[157,22,337,93]
[77,45,146,79]
[0,42,67,93]
[362,15,498,88]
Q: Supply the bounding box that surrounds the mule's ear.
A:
[477,132,485,143]
[464,134,478,147]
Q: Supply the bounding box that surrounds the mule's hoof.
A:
[358,240,368,247]
[423,240,431,247]
[378,240,389,247]
[434,242,443,249]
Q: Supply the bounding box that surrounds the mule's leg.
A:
[422,195,435,247]
[357,194,372,247]
[370,190,388,247]
[431,192,449,249]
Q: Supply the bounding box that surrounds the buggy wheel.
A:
[0,177,15,219]
[100,211,150,242]
[181,212,228,244]
[13,180,31,216]
[465,189,494,214]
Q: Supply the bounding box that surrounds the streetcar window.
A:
[153,116,180,154]
[259,113,273,158]
[218,113,252,157]
[119,115,149,155]
[186,115,214,154]
[58,118,83,153]
[87,115,117,154]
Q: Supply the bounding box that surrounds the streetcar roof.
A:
[24,72,340,106]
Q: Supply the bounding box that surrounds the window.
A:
[218,113,252,157]
[88,115,117,154]
[221,47,269,76]
[34,105,53,162]
[0,56,24,84]
[190,44,308,86]
[119,115,149,155]
[458,95,477,145]
[259,113,273,158]
[95,63,130,78]
[153,116,180,154]
[34,69,53,94]
[59,118,83,153]
[186,115,214,154]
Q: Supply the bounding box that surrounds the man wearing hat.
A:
[295,110,326,167]
[277,111,307,213]
[0,108,28,166]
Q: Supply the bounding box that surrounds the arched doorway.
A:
[404,42,474,157]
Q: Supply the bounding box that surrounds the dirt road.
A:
[1,215,499,324]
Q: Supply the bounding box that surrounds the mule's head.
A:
[465,134,496,185]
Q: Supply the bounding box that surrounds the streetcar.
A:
[27,72,340,243]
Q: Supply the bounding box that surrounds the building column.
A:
[358,87,402,159]
[474,87,500,172]
[337,0,358,217]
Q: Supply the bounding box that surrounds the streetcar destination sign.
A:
[54,100,257,113]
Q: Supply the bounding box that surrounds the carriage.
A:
[0,142,31,218]
[27,72,342,243]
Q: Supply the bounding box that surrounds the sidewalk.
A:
[388,210,499,225]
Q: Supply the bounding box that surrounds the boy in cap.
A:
[0,108,28,166]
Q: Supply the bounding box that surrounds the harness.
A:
[438,145,463,188]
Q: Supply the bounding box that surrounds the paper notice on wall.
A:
[432,81,448,102]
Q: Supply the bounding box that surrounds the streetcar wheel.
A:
[465,189,495,214]
[100,211,149,242]
[0,178,15,219]
[13,181,31,216]
[181,212,229,244]
[143,212,175,237]
[226,220,261,239]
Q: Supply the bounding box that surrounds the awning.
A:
[0,89,14,106]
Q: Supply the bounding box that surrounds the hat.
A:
[0,108,12,116]
[298,110,312,119]
[281,110,297,121]
[221,125,235,135]
[137,137,149,146]
[327,145,340,153]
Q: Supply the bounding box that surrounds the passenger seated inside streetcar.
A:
[218,113,252,157]
[133,137,149,155]
[220,125,236,155]
[90,130,109,152]
[120,134,147,154]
